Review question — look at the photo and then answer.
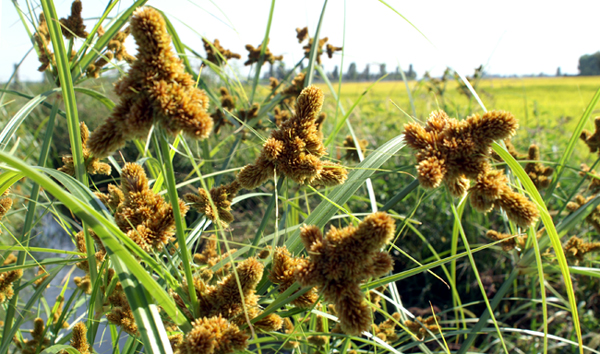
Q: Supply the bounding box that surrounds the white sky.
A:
[1,0,599,82]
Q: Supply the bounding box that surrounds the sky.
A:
[1,0,599,82]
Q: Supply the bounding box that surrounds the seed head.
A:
[184,181,241,226]
[244,39,283,66]
[59,122,112,176]
[203,38,241,65]
[580,117,600,153]
[60,0,88,39]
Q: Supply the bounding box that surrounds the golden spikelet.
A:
[94,184,124,211]
[343,135,369,162]
[88,7,212,158]
[564,236,600,265]
[105,270,138,335]
[566,195,600,233]
[524,144,553,189]
[176,316,249,354]
[295,212,395,335]
[211,87,236,134]
[237,85,347,189]
[203,38,241,65]
[372,312,401,343]
[244,39,283,66]
[268,246,318,308]
[0,193,13,233]
[580,117,600,153]
[296,27,309,43]
[58,122,112,176]
[114,163,188,252]
[107,26,135,62]
[74,275,92,294]
[0,253,22,303]
[13,318,51,353]
[404,316,440,340]
[193,236,237,277]
[70,323,91,354]
[33,265,49,288]
[579,164,600,194]
[282,318,299,349]
[282,72,306,98]
[35,14,55,72]
[59,0,88,39]
[307,316,329,347]
[486,230,527,252]
[184,181,241,226]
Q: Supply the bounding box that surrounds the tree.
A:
[405,64,416,80]
[578,52,600,76]
[331,65,339,81]
[361,64,370,81]
[379,63,387,79]
[556,67,562,76]
[345,62,358,81]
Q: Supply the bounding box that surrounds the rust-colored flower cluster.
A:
[187,258,282,331]
[12,318,50,354]
[296,27,342,64]
[372,312,401,343]
[203,38,241,65]
[579,164,600,194]
[87,27,135,78]
[0,190,13,234]
[34,14,55,72]
[88,7,213,158]
[295,212,395,335]
[105,269,138,335]
[404,110,539,228]
[175,315,248,354]
[268,246,318,308]
[211,87,236,134]
[343,135,369,162]
[0,253,22,303]
[563,236,600,265]
[580,117,600,153]
[184,181,241,226]
[237,85,347,189]
[112,163,188,252]
[244,40,283,66]
[58,122,112,176]
[60,0,88,39]
[524,144,553,189]
[486,230,527,252]
[567,195,600,233]
[193,236,237,280]
[404,315,440,340]
[69,323,91,354]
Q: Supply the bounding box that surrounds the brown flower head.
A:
[70,322,91,354]
[60,0,88,39]
[244,39,283,66]
[88,7,212,158]
[193,236,237,279]
[95,184,124,212]
[52,294,70,328]
[268,246,318,308]
[188,257,282,331]
[524,144,554,189]
[326,44,343,58]
[237,85,347,189]
[0,253,22,303]
[74,229,106,274]
[114,163,188,252]
[469,169,539,228]
[184,181,241,226]
[579,164,600,194]
[58,122,112,176]
[177,316,248,354]
[564,236,600,265]
[295,212,395,335]
[211,87,236,134]
[0,193,13,233]
[273,106,291,127]
[567,195,600,233]
[34,14,55,72]
[13,318,51,353]
[403,109,518,195]
[106,26,136,62]
[86,51,115,78]
[302,37,330,64]
[404,316,440,341]
[373,312,401,343]
[74,275,92,294]
[282,72,306,98]
[343,135,369,162]
[33,265,49,288]
[307,316,329,347]
[296,27,309,43]
[580,117,600,153]
[282,317,300,349]
[203,38,241,65]
[486,230,527,252]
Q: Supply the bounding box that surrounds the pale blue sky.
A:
[1,0,599,82]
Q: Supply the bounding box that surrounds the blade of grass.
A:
[249,0,276,103]
[303,0,328,87]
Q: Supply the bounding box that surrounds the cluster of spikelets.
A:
[58,122,111,177]
[567,195,600,234]
[290,212,396,335]
[184,181,241,227]
[0,189,13,234]
[343,135,369,162]
[192,236,237,280]
[87,26,135,78]
[295,26,342,64]
[403,110,539,228]
[211,87,236,134]
[88,7,213,158]
[203,38,241,65]
[524,144,554,189]
[0,254,22,303]
[12,318,51,354]
[372,313,401,343]
[72,229,106,294]
[269,246,319,308]
[95,163,187,252]
[563,236,600,265]
[237,85,347,189]
[104,269,139,335]
[404,316,441,341]
[486,230,528,252]
[59,0,87,39]
[34,14,55,72]
[244,39,283,66]
[580,117,600,153]
[579,164,600,194]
